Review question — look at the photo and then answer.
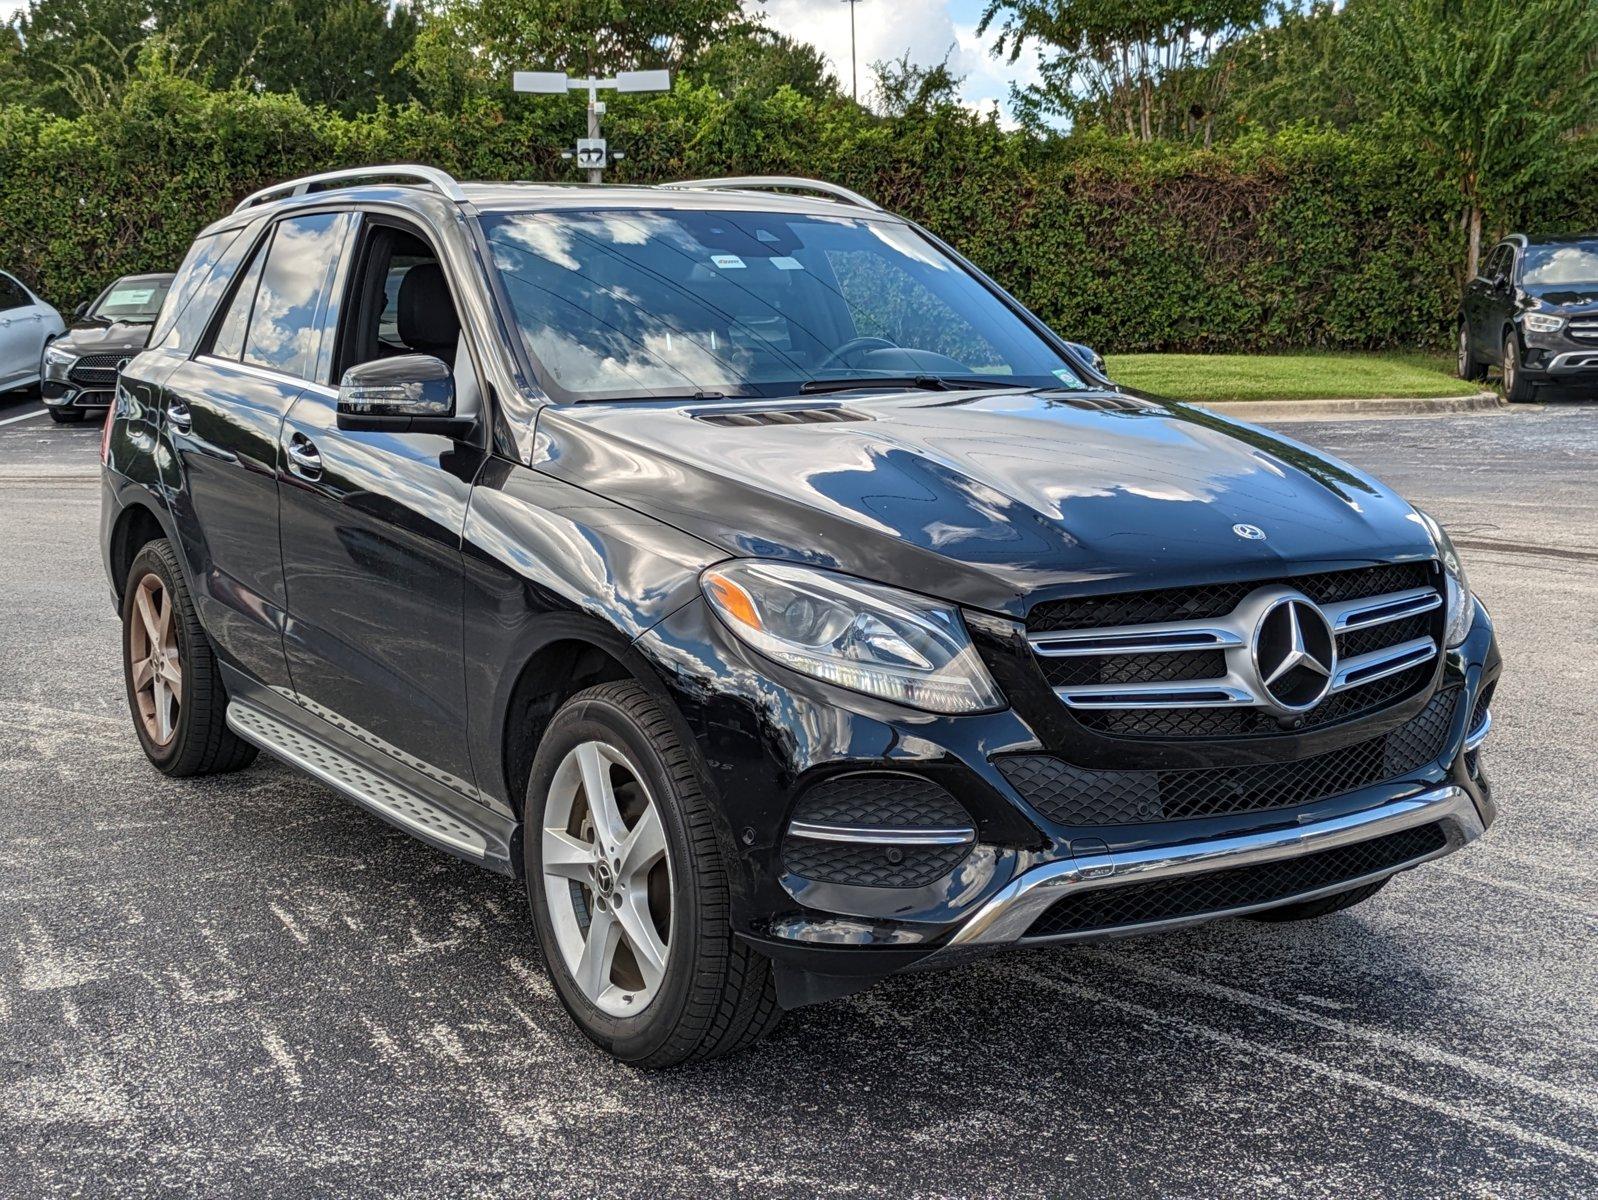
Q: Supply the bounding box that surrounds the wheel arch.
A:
[108,499,171,602]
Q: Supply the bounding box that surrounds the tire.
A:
[1502,332,1537,403]
[1245,877,1389,923]
[121,539,258,777]
[48,407,85,424]
[1457,321,1485,381]
[524,680,780,1068]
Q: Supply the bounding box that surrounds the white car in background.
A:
[0,270,67,395]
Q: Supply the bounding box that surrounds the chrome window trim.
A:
[194,353,338,398]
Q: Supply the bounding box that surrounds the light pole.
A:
[843,0,863,103]
[512,69,672,183]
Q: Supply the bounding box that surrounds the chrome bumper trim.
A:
[1464,708,1492,752]
[937,785,1485,953]
[786,820,975,846]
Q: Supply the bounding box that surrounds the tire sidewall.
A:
[121,543,194,770]
[523,693,706,1063]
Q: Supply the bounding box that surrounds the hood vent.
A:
[1046,391,1156,414]
[694,405,869,428]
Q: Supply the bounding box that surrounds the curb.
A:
[1201,391,1504,422]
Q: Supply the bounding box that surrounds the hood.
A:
[1525,284,1598,309]
[535,388,1437,618]
[57,319,154,355]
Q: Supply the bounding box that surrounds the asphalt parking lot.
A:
[2,394,1595,1198]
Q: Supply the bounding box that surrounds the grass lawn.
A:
[1103,351,1483,403]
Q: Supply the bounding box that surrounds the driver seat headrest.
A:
[396,262,460,361]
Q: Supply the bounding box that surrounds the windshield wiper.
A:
[798,375,1031,395]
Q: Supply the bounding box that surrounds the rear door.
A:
[276,214,487,794]
[161,210,354,691]
[0,272,39,388]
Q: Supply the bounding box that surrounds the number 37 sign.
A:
[575,138,607,169]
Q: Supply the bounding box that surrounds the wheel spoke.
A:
[152,678,174,743]
[618,803,666,882]
[131,656,154,690]
[136,586,161,648]
[159,657,183,704]
[574,905,620,1000]
[613,889,668,991]
[542,828,594,882]
[576,742,624,855]
[155,586,173,644]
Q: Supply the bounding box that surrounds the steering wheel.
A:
[815,336,899,373]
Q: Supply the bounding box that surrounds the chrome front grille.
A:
[1027,563,1443,738]
[1568,316,1598,341]
[66,352,126,386]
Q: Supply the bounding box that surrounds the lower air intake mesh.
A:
[1023,822,1447,938]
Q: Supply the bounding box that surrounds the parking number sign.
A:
[576,138,607,169]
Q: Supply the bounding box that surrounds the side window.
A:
[1487,245,1511,282]
[151,229,242,351]
[242,212,349,380]
[0,273,28,313]
[210,232,270,362]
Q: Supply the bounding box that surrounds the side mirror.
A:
[1065,340,1108,378]
[336,354,470,435]
[73,301,89,320]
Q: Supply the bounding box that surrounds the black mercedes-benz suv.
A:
[42,272,174,422]
[1460,233,1598,401]
[101,166,1500,1068]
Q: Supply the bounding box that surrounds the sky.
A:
[2,0,1044,125]
[750,0,1043,125]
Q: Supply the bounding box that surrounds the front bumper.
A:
[42,379,113,410]
[637,594,1499,1007]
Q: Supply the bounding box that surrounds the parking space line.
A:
[1008,964,1598,1167]
[0,407,47,427]
[1081,951,1598,1115]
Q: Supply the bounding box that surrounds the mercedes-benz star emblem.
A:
[116,358,132,373]
[1233,523,1267,541]
[1253,596,1336,713]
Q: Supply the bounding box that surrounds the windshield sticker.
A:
[710,254,746,270]
[1051,368,1088,389]
[107,287,156,306]
[770,257,804,271]
[755,229,779,242]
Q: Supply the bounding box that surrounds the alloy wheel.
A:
[128,572,182,745]
[541,740,674,1017]
[1504,340,1517,392]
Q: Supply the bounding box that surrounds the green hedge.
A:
[2,73,1592,352]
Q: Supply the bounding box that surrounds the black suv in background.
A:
[102,166,1500,1068]
[41,272,174,423]
[1460,233,1598,401]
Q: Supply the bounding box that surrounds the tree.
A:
[979,0,1268,140]
[5,0,153,114]
[1344,0,1598,279]
[688,27,836,103]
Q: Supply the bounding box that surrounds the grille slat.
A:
[780,775,975,888]
[1023,822,1448,938]
[1000,688,1460,826]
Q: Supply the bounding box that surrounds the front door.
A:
[276,215,486,795]
[0,273,39,388]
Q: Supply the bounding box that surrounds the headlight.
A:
[1415,510,1474,647]
[1521,312,1565,333]
[42,344,77,374]
[701,561,1005,714]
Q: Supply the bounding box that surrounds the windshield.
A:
[91,277,172,323]
[1521,241,1598,293]
[481,208,1084,402]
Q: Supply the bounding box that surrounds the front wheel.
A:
[1457,322,1485,381]
[121,540,257,776]
[524,680,779,1068]
[1502,333,1536,403]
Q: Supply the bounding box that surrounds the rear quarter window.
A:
[151,226,249,353]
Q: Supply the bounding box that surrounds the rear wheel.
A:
[121,540,257,776]
[1457,321,1485,381]
[524,680,779,1068]
[1502,332,1536,403]
[1245,877,1389,922]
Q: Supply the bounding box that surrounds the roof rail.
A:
[233,164,468,214]
[660,175,884,213]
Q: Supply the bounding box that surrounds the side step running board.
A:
[226,700,513,873]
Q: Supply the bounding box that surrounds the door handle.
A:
[286,434,323,479]
[167,402,192,433]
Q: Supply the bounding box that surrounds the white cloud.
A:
[747,0,1043,127]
